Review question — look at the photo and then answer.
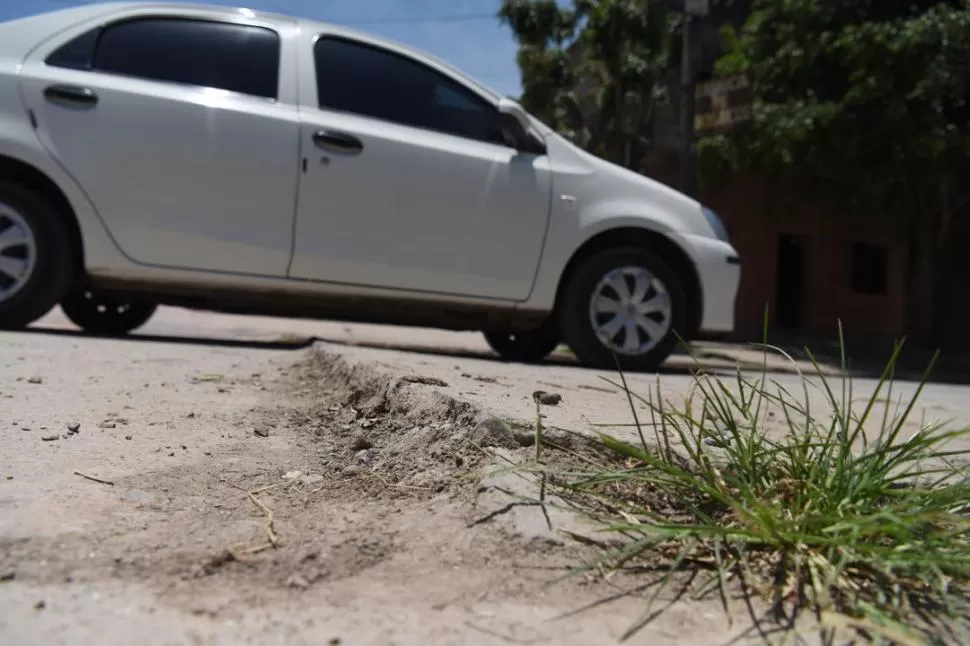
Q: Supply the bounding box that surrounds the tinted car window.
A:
[48,18,280,99]
[314,37,505,144]
[45,27,100,70]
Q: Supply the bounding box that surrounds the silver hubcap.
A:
[0,203,37,303]
[589,266,672,356]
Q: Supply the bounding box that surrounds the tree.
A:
[498,0,671,166]
[701,0,970,341]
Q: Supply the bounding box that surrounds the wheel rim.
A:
[588,266,673,356]
[0,202,38,304]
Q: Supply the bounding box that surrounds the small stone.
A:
[99,422,117,429]
[34,600,45,610]
[355,449,374,464]
[341,465,362,477]
[350,436,373,451]
[0,569,15,581]
[168,452,175,457]
[187,412,197,418]
[66,422,81,434]
[468,417,518,449]
[5,476,12,480]
[285,574,310,589]
[125,436,132,441]
[41,435,60,442]
[532,390,562,406]
[204,451,212,456]
[253,427,270,438]
[27,377,43,385]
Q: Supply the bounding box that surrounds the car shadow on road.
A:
[19,326,319,351]
[19,326,712,377]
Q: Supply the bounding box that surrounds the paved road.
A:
[34,305,970,444]
[2,306,968,646]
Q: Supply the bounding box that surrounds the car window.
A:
[46,18,280,100]
[314,36,505,145]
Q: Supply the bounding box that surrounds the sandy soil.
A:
[3,307,969,645]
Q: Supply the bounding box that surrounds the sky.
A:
[0,0,524,96]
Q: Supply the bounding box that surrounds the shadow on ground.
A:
[20,326,734,378]
[758,335,970,386]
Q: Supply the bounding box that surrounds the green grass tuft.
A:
[539,326,970,644]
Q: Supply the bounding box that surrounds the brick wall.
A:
[644,154,908,341]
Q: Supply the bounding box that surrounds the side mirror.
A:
[497,98,546,155]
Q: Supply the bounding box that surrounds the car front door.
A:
[18,13,301,277]
[290,34,552,301]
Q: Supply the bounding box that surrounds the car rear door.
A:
[290,32,552,301]
[18,10,301,277]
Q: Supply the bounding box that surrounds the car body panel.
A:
[17,6,302,277]
[290,23,553,301]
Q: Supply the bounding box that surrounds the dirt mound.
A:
[273,348,530,498]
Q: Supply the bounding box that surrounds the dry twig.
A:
[73,470,114,486]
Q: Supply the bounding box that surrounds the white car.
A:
[0,2,740,370]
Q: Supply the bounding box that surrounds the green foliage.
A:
[499,0,670,165]
[700,0,970,220]
[529,332,970,642]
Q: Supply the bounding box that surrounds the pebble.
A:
[532,390,563,406]
[66,423,80,435]
[40,435,60,442]
[341,465,362,477]
[253,426,270,438]
[300,474,324,486]
[27,377,43,385]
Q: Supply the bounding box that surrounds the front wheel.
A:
[483,324,560,364]
[60,286,157,336]
[559,248,687,372]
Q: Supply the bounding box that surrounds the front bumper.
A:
[672,233,741,334]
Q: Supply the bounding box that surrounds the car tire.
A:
[0,182,75,330]
[559,247,688,372]
[483,324,560,364]
[60,286,157,336]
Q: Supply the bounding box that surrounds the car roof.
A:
[13,2,502,100]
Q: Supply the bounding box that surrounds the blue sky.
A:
[0,0,524,96]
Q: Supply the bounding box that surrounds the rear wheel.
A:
[0,182,74,330]
[483,324,560,364]
[60,286,157,336]
[559,247,687,371]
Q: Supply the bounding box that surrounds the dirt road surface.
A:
[3,307,969,645]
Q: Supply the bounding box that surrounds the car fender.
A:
[520,194,696,313]
[0,125,130,275]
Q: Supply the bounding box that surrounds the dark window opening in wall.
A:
[850,242,888,295]
[775,235,805,329]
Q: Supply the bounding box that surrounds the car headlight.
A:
[702,206,730,243]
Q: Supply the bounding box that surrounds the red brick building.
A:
[644,155,908,343]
